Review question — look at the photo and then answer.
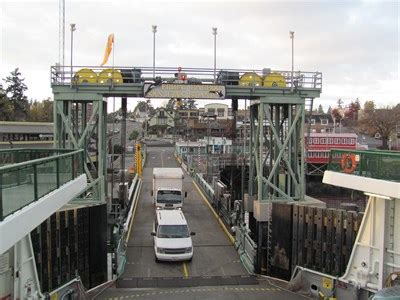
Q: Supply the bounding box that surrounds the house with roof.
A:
[306,113,334,133]
[147,107,176,138]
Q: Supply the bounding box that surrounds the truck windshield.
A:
[157,190,182,204]
[157,225,189,238]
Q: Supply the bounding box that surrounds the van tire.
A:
[188,257,192,262]
[155,256,159,263]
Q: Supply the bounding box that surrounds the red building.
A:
[305,132,357,175]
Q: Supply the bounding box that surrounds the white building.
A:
[200,103,233,120]
[175,137,232,156]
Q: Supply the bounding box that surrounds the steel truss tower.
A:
[249,96,307,202]
[53,95,107,202]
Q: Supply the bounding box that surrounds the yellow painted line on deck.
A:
[182,261,189,278]
[107,285,281,299]
[192,181,235,245]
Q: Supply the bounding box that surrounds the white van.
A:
[151,210,195,262]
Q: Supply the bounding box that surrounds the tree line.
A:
[0,68,53,122]
[315,98,400,150]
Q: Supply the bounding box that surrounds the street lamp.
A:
[289,31,294,91]
[212,27,217,82]
[152,25,157,79]
[70,23,76,87]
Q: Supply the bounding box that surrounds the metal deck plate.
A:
[117,275,258,288]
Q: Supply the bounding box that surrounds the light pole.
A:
[70,23,76,87]
[152,25,157,79]
[290,31,294,92]
[212,27,217,82]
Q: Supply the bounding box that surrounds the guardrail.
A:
[51,65,322,89]
[0,149,84,221]
[195,172,234,221]
[0,148,72,167]
[115,173,142,277]
[235,225,257,273]
[194,173,215,200]
[48,276,89,300]
[327,149,400,181]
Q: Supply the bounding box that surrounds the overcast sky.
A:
[0,0,399,112]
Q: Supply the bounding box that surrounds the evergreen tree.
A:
[0,84,13,121]
[165,98,176,110]
[3,68,29,121]
[317,104,324,114]
[129,130,139,140]
[27,98,53,122]
[183,99,197,110]
[364,100,375,112]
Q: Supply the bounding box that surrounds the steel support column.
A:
[249,96,305,203]
[53,94,106,202]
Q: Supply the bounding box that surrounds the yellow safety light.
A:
[263,72,287,87]
[98,68,123,84]
[74,68,97,84]
[135,143,142,177]
[239,72,263,87]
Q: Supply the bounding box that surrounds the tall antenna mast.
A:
[58,0,65,71]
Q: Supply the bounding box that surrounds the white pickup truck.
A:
[152,168,186,209]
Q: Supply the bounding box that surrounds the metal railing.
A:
[0,148,73,167]
[194,173,215,200]
[194,172,232,225]
[235,225,257,273]
[51,65,322,89]
[0,149,84,220]
[327,149,400,182]
[48,276,89,300]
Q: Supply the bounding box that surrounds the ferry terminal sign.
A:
[144,83,226,99]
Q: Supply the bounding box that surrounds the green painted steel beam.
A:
[226,87,321,99]
[52,84,143,99]
[52,84,321,100]
[253,95,304,104]
[53,91,103,101]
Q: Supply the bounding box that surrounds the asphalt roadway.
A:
[98,146,308,300]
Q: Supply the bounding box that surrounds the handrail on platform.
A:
[50,65,323,90]
[0,149,84,220]
[327,149,400,182]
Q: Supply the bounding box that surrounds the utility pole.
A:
[70,23,76,87]
[59,0,65,81]
[241,99,247,201]
[212,27,217,82]
[290,31,294,92]
[152,25,157,79]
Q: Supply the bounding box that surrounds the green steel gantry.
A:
[51,66,322,205]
